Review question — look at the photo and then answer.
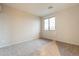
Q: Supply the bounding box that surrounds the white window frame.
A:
[44,17,55,31]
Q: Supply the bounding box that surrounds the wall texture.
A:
[56,5,79,45]
[0,5,40,48]
[41,5,79,45]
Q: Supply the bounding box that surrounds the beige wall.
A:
[0,5,40,47]
[56,5,79,45]
[41,5,79,45]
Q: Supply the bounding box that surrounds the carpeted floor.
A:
[37,41,79,56]
[56,41,79,56]
[0,39,51,56]
[0,39,79,56]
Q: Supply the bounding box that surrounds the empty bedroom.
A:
[0,3,79,56]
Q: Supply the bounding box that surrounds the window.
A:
[44,19,49,30]
[44,17,55,30]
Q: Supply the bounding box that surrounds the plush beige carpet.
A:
[38,41,60,56]
[0,39,51,56]
[0,39,79,56]
[56,41,79,56]
[39,41,79,56]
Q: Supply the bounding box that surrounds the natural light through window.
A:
[49,17,55,30]
[44,17,55,30]
[44,19,49,30]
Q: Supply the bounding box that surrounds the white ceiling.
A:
[4,3,79,17]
